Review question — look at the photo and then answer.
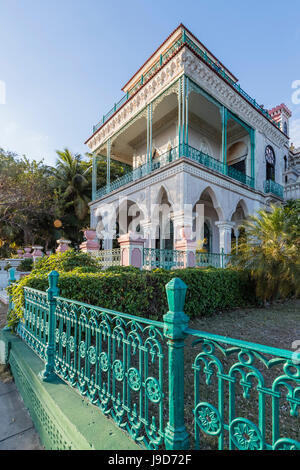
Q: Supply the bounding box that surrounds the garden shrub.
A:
[105,265,143,273]
[17,258,33,272]
[32,249,100,273]
[8,265,257,328]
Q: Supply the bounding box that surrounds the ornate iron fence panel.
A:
[53,296,166,449]
[16,275,300,451]
[186,328,300,450]
[195,252,231,269]
[17,287,50,361]
[90,249,121,268]
[196,252,222,268]
[143,248,185,270]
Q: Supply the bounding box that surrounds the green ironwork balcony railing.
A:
[94,144,255,200]
[92,30,281,134]
[264,179,284,198]
[16,273,300,450]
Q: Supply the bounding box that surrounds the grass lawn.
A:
[189,298,300,351]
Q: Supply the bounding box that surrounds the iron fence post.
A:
[163,277,190,450]
[39,270,59,382]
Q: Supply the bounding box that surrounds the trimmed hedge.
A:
[8,266,257,328]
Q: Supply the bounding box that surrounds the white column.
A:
[140,220,154,249]
[234,227,240,254]
[215,221,235,255]
[172,210,193,243]
[103,223,115,250]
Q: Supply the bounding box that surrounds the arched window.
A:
[265,145,275,181]
[284,155,287,171]
[283,122,288,136]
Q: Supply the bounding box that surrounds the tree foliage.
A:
[231,204,300,302]
[0,147,129,253]
[0,149,57,253]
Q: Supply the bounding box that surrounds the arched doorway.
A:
[192,187,221,253]
[154,187,174,251]
[114,199,144,248]
[231,201,248,253]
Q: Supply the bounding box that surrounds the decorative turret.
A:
[269,104,292,136]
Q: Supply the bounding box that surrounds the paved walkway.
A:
[0,376,43,450]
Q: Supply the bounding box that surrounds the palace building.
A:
[85,25,292,267]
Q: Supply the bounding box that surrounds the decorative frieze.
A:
[87,51,186,153]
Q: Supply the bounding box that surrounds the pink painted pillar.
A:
[56,239,71,253]
[117,233,145,269]
[79,230,100,253]
[175,227,197,268]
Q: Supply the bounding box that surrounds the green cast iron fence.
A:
[80,248,228,270]
[195,250,231,269]
[16,272,300,450]
[196,252,222,268]
[53,296,166,449]
[143,248,185,270]
[17,287,50,361]
[187,328,300,450]
[90,248,121,268]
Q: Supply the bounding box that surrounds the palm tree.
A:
[55,149,91,221]
[231,204,300,303]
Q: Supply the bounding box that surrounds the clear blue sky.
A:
[1,0,300,165]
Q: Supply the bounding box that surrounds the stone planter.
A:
[56,239,71,253]
[32,246,44,258]
[24,247,32,258]
[80,230,99,252]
